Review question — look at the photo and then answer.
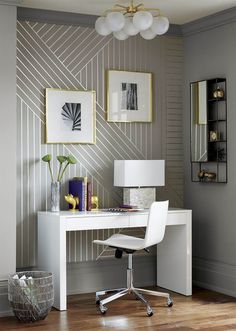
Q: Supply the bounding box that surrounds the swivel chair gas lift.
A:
[93,201,173,317]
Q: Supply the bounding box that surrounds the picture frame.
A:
[106,70,152,122]
[45,88,96,144]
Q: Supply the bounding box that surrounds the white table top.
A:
[38,208,191,218]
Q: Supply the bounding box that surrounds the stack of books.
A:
[69,177,92,211]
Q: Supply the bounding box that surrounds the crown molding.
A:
[17,7,182,36]
[0,0,21,5]
[182,6,236,37]
[15,5,236,37]
[17,7,97,27]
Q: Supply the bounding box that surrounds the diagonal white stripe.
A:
[62,27,93,62]
[50,25,77,50]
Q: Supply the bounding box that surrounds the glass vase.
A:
[51,181,61,212]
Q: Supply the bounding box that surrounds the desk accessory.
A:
[105,207,143,212]
[91,196,99,210]
[69,177,93,211]
[69,178,85,211]
[42,154,77,212]
[114,159,165,208]
[64,194,79,211]
[87,182,92,211]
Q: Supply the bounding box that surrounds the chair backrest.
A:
[143,200,169,248]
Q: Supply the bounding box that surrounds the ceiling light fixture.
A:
[95,0,169,41]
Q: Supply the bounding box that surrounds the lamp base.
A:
[123,187,156,209]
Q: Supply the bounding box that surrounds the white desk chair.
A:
[93,200,173,317]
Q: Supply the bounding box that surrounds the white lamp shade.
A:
[123,17,139,36]
[113,30,129,40]
[133,11,153,31]
[140,29,157,40]
[106,12,125,32]
[95,17,112,36]
[114,160,165,187]
[151,16,169,35]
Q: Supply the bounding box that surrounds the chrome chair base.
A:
[96,254,173,316]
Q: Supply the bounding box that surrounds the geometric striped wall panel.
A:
[16,20,184,268]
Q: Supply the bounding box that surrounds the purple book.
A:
[87,182,92,211]
[69,179,85,211]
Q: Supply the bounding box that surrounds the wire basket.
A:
[8,271,54,322]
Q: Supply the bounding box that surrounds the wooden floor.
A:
[1,287,236,331]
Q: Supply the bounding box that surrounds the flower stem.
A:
[57,163,63,182]
[59,162,69,182]
[48,161,54,182]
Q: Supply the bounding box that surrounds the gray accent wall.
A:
[184,18,236,295]
[16,20,184,272]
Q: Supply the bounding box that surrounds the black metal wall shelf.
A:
[190,78,227,183]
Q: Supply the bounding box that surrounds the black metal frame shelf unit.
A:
[190,78,227,183]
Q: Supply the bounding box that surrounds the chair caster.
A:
[95,296,100,305]
[167,297,173,307]
[147,307,153,317]
[99,303,108,315]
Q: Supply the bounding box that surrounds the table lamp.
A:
[114,160,165,209]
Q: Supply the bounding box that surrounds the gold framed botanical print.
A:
[106,70,152,122]
[45,88,96,144]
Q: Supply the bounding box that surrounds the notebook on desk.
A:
[103,207,145,212]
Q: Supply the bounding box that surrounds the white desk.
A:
[38,208,192,310]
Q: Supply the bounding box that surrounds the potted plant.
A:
[42,154,77,212]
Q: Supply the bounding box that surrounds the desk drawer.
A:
[167,211,189,225]
[65,215,129,231]
[129,213,148,227]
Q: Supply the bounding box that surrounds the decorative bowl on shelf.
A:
[213,87,224,99]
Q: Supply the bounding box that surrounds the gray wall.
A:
[0,3,17,315]
[184,18,236,295]
[16,20,184,277]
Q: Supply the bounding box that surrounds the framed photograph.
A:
[106,70,152,122]
[46,88,96,144]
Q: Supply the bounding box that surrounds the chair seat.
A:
[93,234,145,251]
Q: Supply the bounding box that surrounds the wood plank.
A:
[1,287,236,330]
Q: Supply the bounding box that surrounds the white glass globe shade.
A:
[123,17,139,36]
[133,11,153,31]
[95,17,111,36]
[113,30,129,40]
[106,12,125,32]
[140,28,157,40]
[151,16,169,35]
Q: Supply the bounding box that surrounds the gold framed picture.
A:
[106,70,152,122]
[45,88,96,144]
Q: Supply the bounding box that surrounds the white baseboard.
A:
[0,280,12,317]
[193,257,236,297]
[67,255,156,295]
